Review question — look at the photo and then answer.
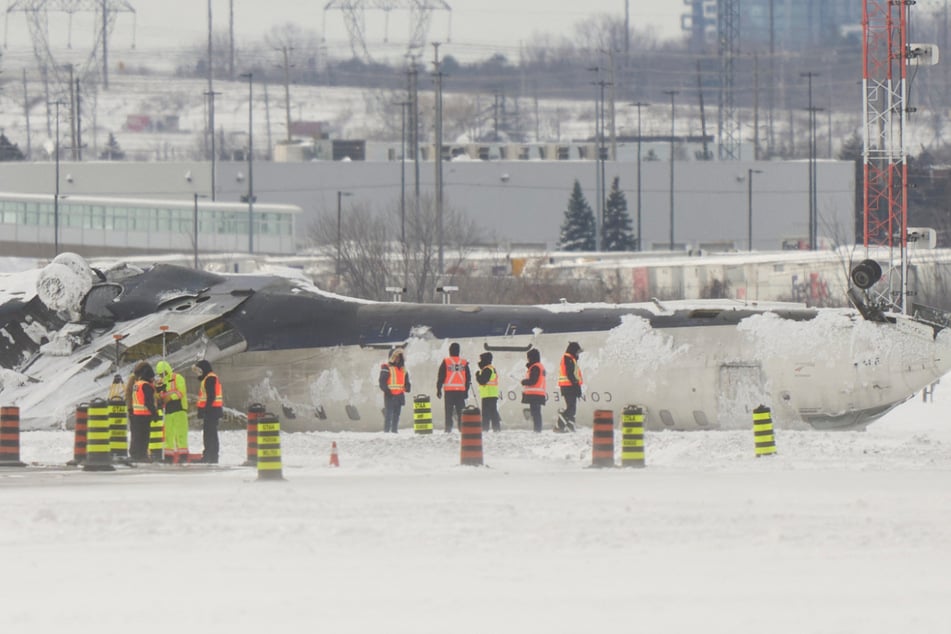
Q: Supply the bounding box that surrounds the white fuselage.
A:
[214,306,951,432]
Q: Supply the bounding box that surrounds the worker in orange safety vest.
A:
[379,347,411,433]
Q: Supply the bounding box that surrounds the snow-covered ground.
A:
[3,378,951,632]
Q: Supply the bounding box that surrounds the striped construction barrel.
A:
[256,413,284,481]
[753,405,777,457]
[413,394,433,435]
[148,415,164,462]
[108,397,129,461]
[0,405,26,467]
[68,403,89,466]
[459,406,484,466]
[83,399,116,471]
[620,405,645,468]
[591,409,615,468]
[243,402,265,466]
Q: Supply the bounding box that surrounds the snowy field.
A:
[3,382,951,633]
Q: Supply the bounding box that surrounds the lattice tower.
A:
[862,0,909,310]
[716,0,739,159]
[323,0,451,61]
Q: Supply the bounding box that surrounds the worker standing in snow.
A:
[379,347,411,433]
[557,341,584,432]
[521,348,547,433]
[193,360,223,464]
[435,342,471,433]
[129,363,160,462]
[156,360,189,464]
[476,351,502,432]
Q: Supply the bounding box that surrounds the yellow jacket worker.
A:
[156,360,189,464]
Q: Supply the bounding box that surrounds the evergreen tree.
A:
[602,176,636,251]
[0,132,25,161]
[100,132,126,160]
[558,180,596,251]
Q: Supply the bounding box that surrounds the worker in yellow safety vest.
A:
[476,352,502,432]
[156,360,189,464]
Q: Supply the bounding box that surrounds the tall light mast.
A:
[862,0,910,312]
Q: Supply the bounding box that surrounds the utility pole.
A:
[240,72,254,254]
[279,46,294,142]
[207,0,216,200]
[663,90,679,250]
[75,77,82,161]
[22,69,31,159]
[696,59,710,160]
[407,56,420,220]
[801,71,819,250]
[631,102,648,252]
[263,82,273,160]
[101,0,109,90]
[66,64,77,160]
[588,65,610,251]
[229,0,235,80]
[432,42,445,275]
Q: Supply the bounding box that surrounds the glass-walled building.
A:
[0,193,300,257]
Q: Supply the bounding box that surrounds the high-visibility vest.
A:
[197,372,223,408]
[522,362,546,397]
[132,380,152,416]
[386,365,407,395]
[443,356,468,392]
[558,353,583,387]
[478,365,499,399]
[163,372,187,413]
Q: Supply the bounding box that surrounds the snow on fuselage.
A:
[3,261,950,432]
[215,283,951,432]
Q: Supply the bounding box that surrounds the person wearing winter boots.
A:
[193,360,223,464]
[156,360,189,464]
[476,352,502,432]
[435,342,470,432]
[379,347,411,433]
[557,341,584,432]
[521,348,547,433]
[129,363,160,462]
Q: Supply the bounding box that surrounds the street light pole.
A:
[240,72,254,253]
[631,101,648,252]
[801,71,819,250]
[663,90,679,250]
[52,99,63,257]
[336,190,352,276]
[747,168,763,252]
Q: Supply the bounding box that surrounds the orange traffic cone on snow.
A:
[329,441,340,467]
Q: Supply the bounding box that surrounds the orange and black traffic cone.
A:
[329,441,340,467]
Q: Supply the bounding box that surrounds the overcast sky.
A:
[4,1,684,60]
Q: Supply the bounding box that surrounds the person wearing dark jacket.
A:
[379,347,411,433]
[129,363,159,462]
[476,351,502,432]
[193,360,223,463]
[521,348,547,432]
[557,341,584,432]
[435,342,471,432]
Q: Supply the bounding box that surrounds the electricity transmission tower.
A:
[716,0,739,160]
[5,0,136,90]
[323,0,451,61]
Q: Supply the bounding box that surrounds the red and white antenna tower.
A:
[862,0,910,311]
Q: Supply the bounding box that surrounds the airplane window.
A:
[693,410,710,427]
[659,410,675,427]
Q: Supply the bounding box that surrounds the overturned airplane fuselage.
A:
[2,257,950,432]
